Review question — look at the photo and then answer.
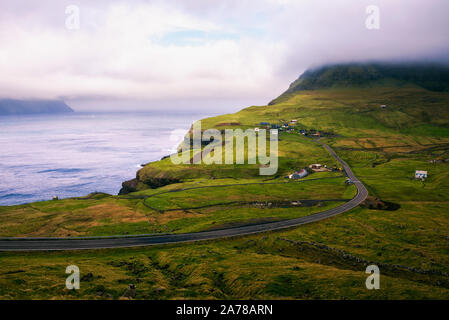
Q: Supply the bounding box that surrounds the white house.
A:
[254,127,260,132]
[415,170,428,179]
[289,169,308,179]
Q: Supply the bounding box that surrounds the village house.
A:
[309,164,322,170]
[415,170,428,180]
[288,169,308,179]
[381,105,387,109]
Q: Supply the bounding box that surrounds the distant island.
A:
[0,99,74,115]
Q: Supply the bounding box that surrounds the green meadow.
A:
[1,76,449,299]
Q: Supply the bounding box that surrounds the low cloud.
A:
[0,0,448,111]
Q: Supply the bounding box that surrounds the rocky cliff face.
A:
[118,168,180,195]
[118,178,139,195]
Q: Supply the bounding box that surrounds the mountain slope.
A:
[269,63,449,105]
[0,99,74,115]
[124,62,449,194]
[2,62,449,300]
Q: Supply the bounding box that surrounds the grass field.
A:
[1,200,449,299]
[0,175,354,236]
[1,82,449,299]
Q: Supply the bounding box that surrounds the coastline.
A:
[0,112,209,206]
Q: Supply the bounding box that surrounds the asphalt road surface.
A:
[0,143,368,251]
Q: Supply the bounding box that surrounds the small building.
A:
[289,169,308,179]
[254,127,260,132]
[381,105,387,109]
[260,122,270,126]
[309,164,322,170]
[415,170,428,179]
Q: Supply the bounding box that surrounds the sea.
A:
[0,111,215,206]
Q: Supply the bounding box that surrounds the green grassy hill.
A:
[131,63,449,193]
[269,62,449,105]
[1,63,449,299]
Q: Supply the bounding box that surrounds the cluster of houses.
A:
[287,168,428,182]
[429,158,449,164]
[287,163,343,180]
[254,121,334,137]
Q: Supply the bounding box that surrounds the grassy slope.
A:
[1,84,449,299]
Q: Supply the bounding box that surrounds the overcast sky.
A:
[1,0,448,112]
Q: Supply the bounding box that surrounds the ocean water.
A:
[0,112,212,206]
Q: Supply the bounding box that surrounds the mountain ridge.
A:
[269,62,449,105]
[0,99,74,115]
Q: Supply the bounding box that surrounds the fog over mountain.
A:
[0,0,448,112]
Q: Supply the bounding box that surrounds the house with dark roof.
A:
[288,169,308,179]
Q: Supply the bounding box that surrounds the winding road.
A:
[0,143,368,251]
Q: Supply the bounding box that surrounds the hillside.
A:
[269,63,449,105]
[1,63,449,299]
[0,99,74,115]
[124,63,449,194]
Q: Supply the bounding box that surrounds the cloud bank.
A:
[0,0,448,111]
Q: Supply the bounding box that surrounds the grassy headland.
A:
[1,63,449,299]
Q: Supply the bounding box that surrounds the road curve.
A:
[0,143,368,251]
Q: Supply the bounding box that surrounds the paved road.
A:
[0,143,368,251]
